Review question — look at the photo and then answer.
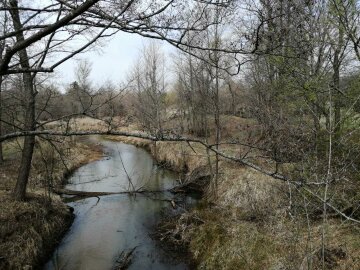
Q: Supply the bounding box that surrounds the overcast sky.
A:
[54,31,175,89]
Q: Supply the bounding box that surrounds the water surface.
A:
[44,140,189,270]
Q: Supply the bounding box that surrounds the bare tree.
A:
[0,0,239,200]
[130,42,167,136]
[9,0,37,201]
[0,0,9,163]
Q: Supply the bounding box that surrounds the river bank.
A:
[105,129,360,269]
[2,126,359,269]
[44,140,195,270]
[0,138,103,270]
[1,135,198,270]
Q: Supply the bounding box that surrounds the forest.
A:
[0,0,360,269]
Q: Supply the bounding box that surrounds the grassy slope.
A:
[0,193,73,270]
[108,116,360,270]
[0,138,103,269]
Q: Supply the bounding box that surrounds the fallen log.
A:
[53,188,167,197]
[54,188,183,209]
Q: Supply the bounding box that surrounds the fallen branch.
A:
[114,246,137,270]
[53,188,168,198]
[56,188,183,209]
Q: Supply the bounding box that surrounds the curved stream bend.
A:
[44,140,193,270]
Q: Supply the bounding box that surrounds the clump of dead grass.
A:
[217,163,284,220]
[164,203,359,270]
[0,193,73,269]
[152,143,359,269]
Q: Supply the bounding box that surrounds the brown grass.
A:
[105,135,209,173]
[38,116,360,270]
[0,193,73,269]
[43,116,109,132]
[0,136,103,270]
[105,115,360,270]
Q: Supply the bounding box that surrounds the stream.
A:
[44,139,194,270]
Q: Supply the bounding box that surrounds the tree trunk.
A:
[10,0,36,201]
[333,18,345,141]
[213,65,220,197]
[333,62,341,138]
[13,73,35,201]
[227,81,236,116]
[213,4,221,197]
[0,76,4,163]
[0,15,5,163]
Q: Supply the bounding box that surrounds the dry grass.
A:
[0,136,103,269]
[0,193,73,269]
[217,163,284,219]
[107,115,360,270]
[1,137,103,191]
[54,116,360,269]
[170,206,359,270]
[105,135,209,173]
[43,116,110,132]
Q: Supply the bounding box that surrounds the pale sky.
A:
[55,31,175,89]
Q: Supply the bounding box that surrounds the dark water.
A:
[44,140,191,270]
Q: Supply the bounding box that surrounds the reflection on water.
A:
[44,141,189,270]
